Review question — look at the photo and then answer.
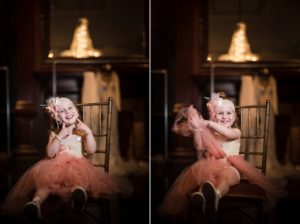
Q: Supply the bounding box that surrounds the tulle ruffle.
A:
[0,153,132,215]
[157,157,239,222]
[227,155,286,208]
[158,104,285,222]
[172,105,226,159]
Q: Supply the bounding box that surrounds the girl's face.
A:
[57,98,78,126]
[215,101,235,128]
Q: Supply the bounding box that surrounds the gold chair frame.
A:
[188,100,271,224]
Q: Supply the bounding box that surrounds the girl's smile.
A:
[215,101,235,128]
[57,98,79,126]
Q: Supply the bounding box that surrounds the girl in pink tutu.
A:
[157,93,280,223]
[0,97,132,220]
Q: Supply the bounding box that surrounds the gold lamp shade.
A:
[60,17,102,58]
[218,22,259,62]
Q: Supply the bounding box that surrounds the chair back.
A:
[235,100,271,174]
[76,97,113,172]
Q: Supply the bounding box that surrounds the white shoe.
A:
[190,191,205,216]
[70,187,88,213]
[25,200,41,220]
[202,181,219,212]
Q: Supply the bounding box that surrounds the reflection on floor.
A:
[152,150,300,224]
[0,152,149,224]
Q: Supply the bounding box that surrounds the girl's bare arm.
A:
[206,120,241,140]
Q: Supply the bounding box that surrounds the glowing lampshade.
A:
[60,17,102,58]
[218,22,259,62]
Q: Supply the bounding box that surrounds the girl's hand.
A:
[187,106,202,130]
[202,120,210,127]
[58,144,70,153]
[76,118,97,154]
[58,122,74,139]
[75,118,92,136]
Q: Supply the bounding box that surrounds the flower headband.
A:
[44,97,61,121]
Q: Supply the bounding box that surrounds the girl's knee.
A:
[222,167,240,185]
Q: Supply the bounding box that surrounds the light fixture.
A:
[60,17,102,58]
[218,22,259,62]
[48,50,54,58]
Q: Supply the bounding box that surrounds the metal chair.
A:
[78,97,113,224]
[41,97,113,224]
[77,97,112,173]
[188,100,271,224]
[218,99,271,224]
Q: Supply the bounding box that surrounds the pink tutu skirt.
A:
[158,105,284,222]
[157,157,235,222]
[0,153,132,215]
[157,156,282,222]
[227,155,286,208]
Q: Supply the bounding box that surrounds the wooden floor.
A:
[0,152,149,224]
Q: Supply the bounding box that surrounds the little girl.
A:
[157,93,279,223]
[0,97,132,220]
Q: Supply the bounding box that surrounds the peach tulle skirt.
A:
[157,156,284,223]
[0,153,132,215]
[158,106,285,222]
[157,157,235,222]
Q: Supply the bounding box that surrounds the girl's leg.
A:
[216,166,240,197]
[190,185,205,216]
[70,186,88,213]
[32,188,51,204]
[25,188,51,220]
[200,167,240,212]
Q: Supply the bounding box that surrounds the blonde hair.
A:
[207,93,236,124]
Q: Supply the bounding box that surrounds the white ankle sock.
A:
[32,197,41,204]
[215,189,221,198]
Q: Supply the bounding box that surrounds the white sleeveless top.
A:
[221,140,241,180]
[61,135,83,158]
[221,141,240,156]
